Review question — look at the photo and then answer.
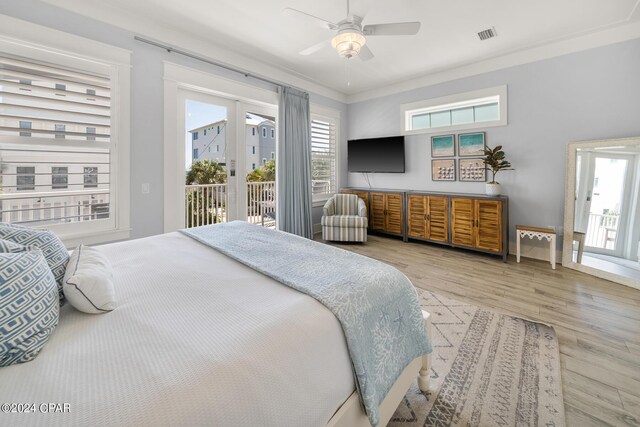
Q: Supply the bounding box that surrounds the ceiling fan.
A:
[283,0,421,61]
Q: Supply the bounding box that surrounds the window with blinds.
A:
[311,116,337,201]
[0,54,112,227]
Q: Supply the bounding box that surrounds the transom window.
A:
[401,86,507,135]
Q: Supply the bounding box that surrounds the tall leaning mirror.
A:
[563,137,640,289]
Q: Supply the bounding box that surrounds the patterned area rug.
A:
[389,289,565,427]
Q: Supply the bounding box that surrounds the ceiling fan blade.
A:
[299,40,330,56]
[363,22,421,36]
[282,8,338,30]
[358,44,374,61]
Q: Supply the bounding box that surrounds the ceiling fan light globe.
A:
[331,31,366,58]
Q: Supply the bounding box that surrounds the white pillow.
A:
[63,245,115,314]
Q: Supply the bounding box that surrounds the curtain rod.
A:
[134,35,303,92]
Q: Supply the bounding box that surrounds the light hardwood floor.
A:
[327,234,640,427]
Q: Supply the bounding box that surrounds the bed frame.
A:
[327,311,432,427]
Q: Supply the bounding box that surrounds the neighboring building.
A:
[189,113,275,173]
[190,119,227,166]
[0,64,112,227]
[0,148,110,225]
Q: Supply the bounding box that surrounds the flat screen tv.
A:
[347,136,405,173]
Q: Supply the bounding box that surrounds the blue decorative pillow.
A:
[0,240,28,253]
[0,250,60,366]
[0,224,69,301]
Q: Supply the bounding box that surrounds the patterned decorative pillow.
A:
[0,239,29,253]
[0,250,60,366]
[0,224,69,302]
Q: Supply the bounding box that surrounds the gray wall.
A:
[0,0,347,238]
[347,38,640,250]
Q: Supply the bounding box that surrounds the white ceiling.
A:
[42,0,640,98]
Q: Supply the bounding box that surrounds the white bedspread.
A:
[0,232,355,426]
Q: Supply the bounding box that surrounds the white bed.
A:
[0,231,430,426]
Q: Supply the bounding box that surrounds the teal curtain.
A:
[277,87,313,239]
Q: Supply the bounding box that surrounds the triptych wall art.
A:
[431,132,486,182]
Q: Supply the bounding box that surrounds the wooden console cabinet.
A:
[340,188,509,261]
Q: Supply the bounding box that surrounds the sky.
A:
[185,99,227,170]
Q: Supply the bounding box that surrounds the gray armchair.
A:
[321,194,368,242]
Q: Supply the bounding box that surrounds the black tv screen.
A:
[348,136,405,173]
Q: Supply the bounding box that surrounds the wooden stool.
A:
[573,232,585,263]
[516,225,557,269]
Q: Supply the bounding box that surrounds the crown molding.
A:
[39,0,347,104]
[39,0,640,105]
[347,19,640,104]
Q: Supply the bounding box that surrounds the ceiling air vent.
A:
[477,27,497,41]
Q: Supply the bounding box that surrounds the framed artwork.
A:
[432,159,456,181]
[458,132,485,157]
[431,134,455,157]
[459,158,486,182]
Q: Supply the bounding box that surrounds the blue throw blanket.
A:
[181,221,431,426]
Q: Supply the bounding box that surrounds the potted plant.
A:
[482,145,513,196]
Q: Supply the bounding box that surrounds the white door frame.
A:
[236,102,278,221]
[163,62,277,232]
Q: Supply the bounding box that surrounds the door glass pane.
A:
[184,99,228,227]
[585,157,627,250]
[245,112,276,228]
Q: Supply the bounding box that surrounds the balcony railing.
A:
[185,183,227,228]
[585,213,619,249]
[247,181,275,227]
[0,189,110,226]
[184,181,277,229]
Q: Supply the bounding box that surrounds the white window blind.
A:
[0,54,112,227]
[311,116,337,201]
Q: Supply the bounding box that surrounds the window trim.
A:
[310,104,341,207]
[0,16,131,246]
[400,85,508,135]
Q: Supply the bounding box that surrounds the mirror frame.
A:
[562,136,640,290]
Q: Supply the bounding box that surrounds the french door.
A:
[178,89,277,227]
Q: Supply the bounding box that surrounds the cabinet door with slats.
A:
[451,198,475,247]
[427,196,449,243]
[407,195,427,239]
[385,193,404,235]
[369,192,386,231]
[475,200,502,253]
